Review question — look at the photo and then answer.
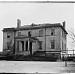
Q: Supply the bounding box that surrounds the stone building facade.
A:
[2,19,68,59]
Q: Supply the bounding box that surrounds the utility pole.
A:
[65,50,67,67]
[65,55,67,66]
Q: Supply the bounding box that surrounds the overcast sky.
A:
[0,2,74,52]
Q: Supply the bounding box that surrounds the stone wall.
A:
[3,26,67,56]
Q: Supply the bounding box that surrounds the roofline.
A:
[2,24,68,34]
[2,28,16,32]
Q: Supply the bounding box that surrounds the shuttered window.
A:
[51,40,55,49]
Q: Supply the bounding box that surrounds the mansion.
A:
[2,19,68,59]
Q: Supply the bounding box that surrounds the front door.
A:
[29,42,32,55]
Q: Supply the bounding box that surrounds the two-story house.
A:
[2,19,68,59]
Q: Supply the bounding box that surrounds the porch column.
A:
[24,41,26,51]
[28,41,30,51]
[19,41,22,51]
[16,41,20,51]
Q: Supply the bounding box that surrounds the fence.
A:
[61,50,75,57]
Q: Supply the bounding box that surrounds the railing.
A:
[61,50,75,57]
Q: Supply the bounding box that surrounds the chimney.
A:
[17,19,21,28]
[63,21,65,29]
[31,23,35,26]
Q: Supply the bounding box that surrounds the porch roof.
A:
[15,36,39,41]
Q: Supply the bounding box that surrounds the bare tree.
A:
[68,30,75,44]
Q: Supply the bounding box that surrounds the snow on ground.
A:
[0,61,75,73]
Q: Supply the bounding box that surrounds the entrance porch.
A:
[15,36,39,56]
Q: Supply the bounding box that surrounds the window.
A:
[62,31,64,37]
[51,29,55,35]
[65,44,66,50]
[7,42,11,49]
[64,33,66,39]
[18,32,21,36]
[39,41,42,49]
[62,42,63,50]
[39,30,43,37]
[51,40,55,49]
[62,31,66,39]
[7,35,10,38]
[7,43,10,49]
[62,31,63,37]
[7,32,10,38]
[28,31,31,37]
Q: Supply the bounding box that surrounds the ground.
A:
[0,61,75,74]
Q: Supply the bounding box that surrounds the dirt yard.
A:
[0,61,75,74]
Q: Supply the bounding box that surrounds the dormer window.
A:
[51,29,55,35]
